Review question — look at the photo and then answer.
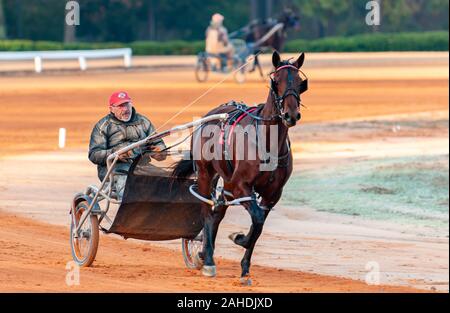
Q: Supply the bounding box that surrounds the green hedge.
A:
[0,31,447,55]
[285,31,449,52]
[130,40,204,55]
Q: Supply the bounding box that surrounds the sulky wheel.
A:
[233,62,247,84]
[195,58,209,83]
[70,200,99,267]
[182,230,204,270]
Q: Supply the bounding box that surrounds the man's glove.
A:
[118,150,134,162]
[110,143,135,162]
[150,145,168,161]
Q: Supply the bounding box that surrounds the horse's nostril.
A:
[283,112,290,120]
[296,113,301,121]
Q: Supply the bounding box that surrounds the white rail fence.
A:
[0,48,132,73]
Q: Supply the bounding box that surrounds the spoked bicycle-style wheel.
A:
[233,58,247,84]
[182,230,204,270]
[70,200,99,267]
[195,57,209,83]
[182,175,224,270]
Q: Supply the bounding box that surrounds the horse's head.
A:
[270,51,308,128]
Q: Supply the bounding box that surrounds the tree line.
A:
[0,0,448,42]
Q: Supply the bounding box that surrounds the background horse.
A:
[172,51,307,283]
[244,8,300,77]
[245,8,300,52]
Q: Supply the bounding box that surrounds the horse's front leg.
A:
[211,205,228,249]
[201,206,217,277]
[197,168,217,277]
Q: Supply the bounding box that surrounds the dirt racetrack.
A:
[0,52,448,157]
[0,211,419,292]
[0,52,448,292]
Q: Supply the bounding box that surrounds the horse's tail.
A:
[171,158,195,179]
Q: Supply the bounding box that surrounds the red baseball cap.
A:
[109,91,132,107]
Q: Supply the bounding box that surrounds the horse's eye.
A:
[271,80,278,87]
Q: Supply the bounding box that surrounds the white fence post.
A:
[59,128,66,149]
[34,56,43,73]
[78,56,87,71]
[124,52,132,68]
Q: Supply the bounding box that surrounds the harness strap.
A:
[227,107,258,145]
[218,102,288,175]
[219,105,262,173]
[275,64,298,72]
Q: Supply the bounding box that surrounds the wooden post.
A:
[373,0,382,32]
[64,1,78,43]
[250,0,272,22]
[266,0,272,20]
[64,24,76,43]
[0,0,6,39]
[250,0,258,21]
[147,0,156,40]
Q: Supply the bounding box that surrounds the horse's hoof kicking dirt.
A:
[202,265,216,277]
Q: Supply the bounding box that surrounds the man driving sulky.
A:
[88,91,166,198]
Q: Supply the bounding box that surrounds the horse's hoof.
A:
[240,276,252,286]
[202,265,216,277]
[228,232,244,243]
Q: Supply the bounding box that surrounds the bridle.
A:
[224,63,308,124]
[270,64,308,122]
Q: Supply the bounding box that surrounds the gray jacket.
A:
[88,108,165,180]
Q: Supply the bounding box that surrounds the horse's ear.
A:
[294,52,305,69]
[272,51,281,68]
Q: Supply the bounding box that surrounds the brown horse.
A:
[172,51,308,282]
[245,8,300,52]
[246,9,300,76]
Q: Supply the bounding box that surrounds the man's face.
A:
[111,102,132,122]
